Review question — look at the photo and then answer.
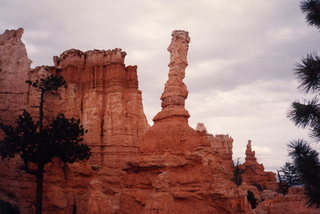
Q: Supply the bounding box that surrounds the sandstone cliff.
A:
[0,28,150,213]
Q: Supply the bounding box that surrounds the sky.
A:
[1,0,320,172]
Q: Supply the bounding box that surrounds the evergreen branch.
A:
[300,0,320,29]
[295,52,320,94]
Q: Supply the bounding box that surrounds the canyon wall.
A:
[1,28,320,214]
[0,28,150,213]
[36,48,150,179]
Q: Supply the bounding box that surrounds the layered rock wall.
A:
[46,48,149,170]
[0,29,150,213]
[38,48,149,212]
[196,123,234,173]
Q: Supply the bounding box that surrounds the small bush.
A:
[247,190,258,209]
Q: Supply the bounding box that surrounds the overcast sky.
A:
[1,0,320,172]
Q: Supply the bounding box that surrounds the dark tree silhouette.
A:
[0,200,20,214]
[288,140,320,208]
[232,158,245,186]
[0,75,91,214]
[288,1,320,141]
[247,190,258,209]
[300,0,320,29]
[277,162,301,195]
[286,0,320,208]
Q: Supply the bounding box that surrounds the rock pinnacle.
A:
[153,30,191,122]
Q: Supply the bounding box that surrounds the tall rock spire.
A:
[153,30,190,122]
[139,30,210,155]
[243,140,264,171]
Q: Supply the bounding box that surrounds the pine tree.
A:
[278,162,301,187]
[286,0,320,208]
[0,75,91,214]
[288,140,320,208]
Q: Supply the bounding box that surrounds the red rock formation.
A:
[153,30,190,123]
[196,123,234,173]
[0,28,36,213]
[0,28,32,124]
[1,28,319,214]
[243,140,264,170]
[121,30,254,214]
[39,47,149,213]
[254,188,320,214]
[0,29,150,214]
[140,30,209,155]
[47,48,149,168]
[240,141,278,191]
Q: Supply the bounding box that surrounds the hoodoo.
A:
[154,30,190,122]
[139,30,211,156]
[121,30,254,214]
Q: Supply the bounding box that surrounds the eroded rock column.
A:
[244,140,258,165]
[153,30,190,122]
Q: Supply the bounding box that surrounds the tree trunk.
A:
[36,163,44,214]
[39,91,44,132]
[36,91,45,214]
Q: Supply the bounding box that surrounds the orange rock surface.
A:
[196,123,235,173]
[254,188,320,214]
[240,141,278,191]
